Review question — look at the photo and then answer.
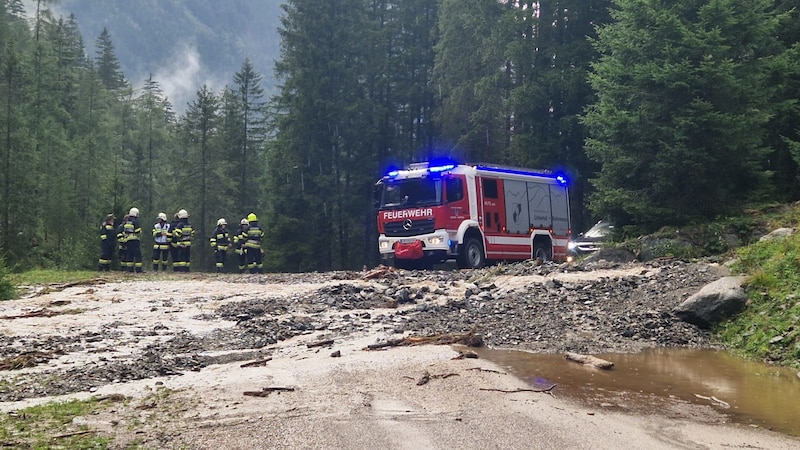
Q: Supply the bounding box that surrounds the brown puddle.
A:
[475,347,800,437]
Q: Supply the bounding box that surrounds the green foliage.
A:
[583,0,783,228]
[0,398,110,448]
[0,257,15,300]
[718,234,800,367]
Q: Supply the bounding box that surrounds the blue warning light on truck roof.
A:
[384,161,568,185]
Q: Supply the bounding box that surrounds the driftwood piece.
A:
[243,386,296,397]
[364,330,483,351]
[240,358,272,368]
[307,339,334,348]
[480,384,557,394]
[564,352,614,370]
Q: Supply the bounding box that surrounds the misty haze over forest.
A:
[42,0,282,110]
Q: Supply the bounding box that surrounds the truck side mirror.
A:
[373,181,383,208]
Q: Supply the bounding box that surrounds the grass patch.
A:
[717,233,800,368]
[0,398,112,449]
[7,270,100,287]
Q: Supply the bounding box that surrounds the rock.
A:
[759,228,794,242]
[673,276,748,329]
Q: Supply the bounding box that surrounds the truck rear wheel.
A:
[458,238,485,269]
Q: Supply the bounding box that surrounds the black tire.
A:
[457,238,485,269]
[534,243,551,262]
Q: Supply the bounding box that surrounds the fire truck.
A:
[375,161,571,269]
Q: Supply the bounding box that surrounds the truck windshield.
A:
[380,178,442,209]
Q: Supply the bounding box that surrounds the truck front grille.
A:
[384,218,435,237]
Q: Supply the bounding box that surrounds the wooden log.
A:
[243,386,296,397]
[240,358,272,368]
[564,352,614,370]
[307,339,334,348]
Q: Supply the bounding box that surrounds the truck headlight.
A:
[379,241,390,250]
[428,236,444,245]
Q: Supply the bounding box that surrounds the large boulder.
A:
[673,276,748,329]
[759,227,794,242]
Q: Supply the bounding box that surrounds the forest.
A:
[1,0,799,273]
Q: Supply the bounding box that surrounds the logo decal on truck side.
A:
[382,208,433,220]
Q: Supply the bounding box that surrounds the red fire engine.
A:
[375,161,571,269]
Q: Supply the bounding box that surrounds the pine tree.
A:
[582,0,780,228]
[95,27,127,93]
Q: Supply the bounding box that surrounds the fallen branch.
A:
[364,330,483,350]
[240,358,272,368]
[0,308,58,320]
[452,350,478,360]
[361,266,396,280]
[564,352,614,370]
[415,371,460,386]
[694,393,730,409]
[480,384,557,394]
[0,349,63,370]
[243,386,296,397]
[467,367,505,375]
[51,430,96,439]
[28,279,104,298]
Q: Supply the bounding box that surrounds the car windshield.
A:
[380,178,442,208]
[584,221,613,238]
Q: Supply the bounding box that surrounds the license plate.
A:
[399,239,417,244]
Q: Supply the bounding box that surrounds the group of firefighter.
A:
[98,208,264,274]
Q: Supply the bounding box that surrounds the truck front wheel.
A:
[458,238,485,269]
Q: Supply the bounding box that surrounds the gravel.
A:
[0,257,727,403]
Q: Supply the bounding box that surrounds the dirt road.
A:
[1,266,798,449]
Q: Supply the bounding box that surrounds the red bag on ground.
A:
[394,240,424,260]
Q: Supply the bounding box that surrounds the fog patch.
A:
[153,43,226,114]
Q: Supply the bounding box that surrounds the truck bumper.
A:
[378,230,453,262]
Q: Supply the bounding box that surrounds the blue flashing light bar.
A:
[429,164,456,173]
[475,164,568,183]
[387,170,400,178]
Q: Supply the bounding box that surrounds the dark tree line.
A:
[1,0,799,272]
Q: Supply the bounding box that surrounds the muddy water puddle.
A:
[476,347,800,436]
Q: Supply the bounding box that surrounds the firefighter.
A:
[210,218,230,273]
[169,212,180,270]
[244,212,264,274]
[233,218,249,273]
[172,209,194,272]
[152,212,171,271]
[98,214,116,271]
[123,207,143,273]
[117,214,129,271]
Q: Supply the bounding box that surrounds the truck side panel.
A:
[504,180,530,234]
[527,182,552,229]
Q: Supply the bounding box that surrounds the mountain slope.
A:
[52,0,282,109]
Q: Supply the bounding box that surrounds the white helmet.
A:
[240,218,249,225]
[178,209,189,219]
[157,212,167,221]
[129,207,139,217]
[217,218,227,226]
